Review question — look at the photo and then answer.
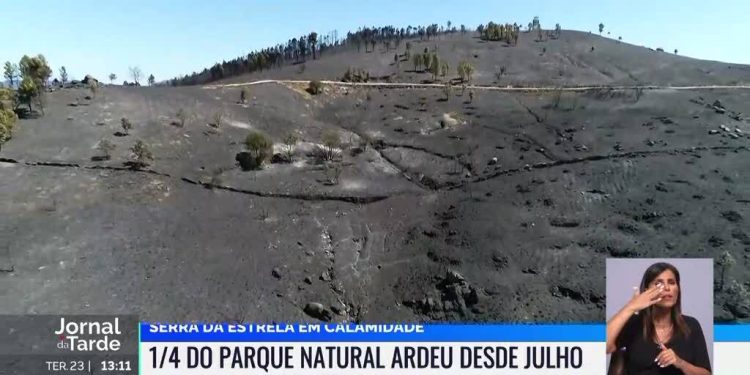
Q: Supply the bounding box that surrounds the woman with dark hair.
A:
[606,262,711,375]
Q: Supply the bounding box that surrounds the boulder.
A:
[550,217,581,227]
[271,267,282,279]
[440,113,459,128]
[303,302,332,321]
[82,75,99,85]
[724,281,750,319]
[444,270,465,284]
[436,270,483,315]
[418,175,441,189]
[721,210,742,223]
[492,253,509,268]
[370,139,386,150]
[320,271,332,282]
[271,153,291,164]
[726,301,750,319]
[235,152,260,171]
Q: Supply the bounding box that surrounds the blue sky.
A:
[1,0,747,83]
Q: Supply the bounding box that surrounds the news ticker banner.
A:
[140,323,749,375]
[1,316,748,374]
[140,324,600,374]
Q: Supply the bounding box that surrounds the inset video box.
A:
[0,315,138,375]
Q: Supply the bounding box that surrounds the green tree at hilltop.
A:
[4,62,19,87]
[19,55,52,88]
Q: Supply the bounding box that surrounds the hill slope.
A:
[219,30,750,87]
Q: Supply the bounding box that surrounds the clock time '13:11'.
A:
[101,360,132,371]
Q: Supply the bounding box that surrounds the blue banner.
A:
[715,324,750,342]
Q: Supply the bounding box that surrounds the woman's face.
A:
[648,269,679,308]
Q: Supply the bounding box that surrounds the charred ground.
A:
[1,30,749,323]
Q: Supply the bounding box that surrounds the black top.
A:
[614,313,711,375]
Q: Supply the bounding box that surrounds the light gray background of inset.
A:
[606,258,713,369]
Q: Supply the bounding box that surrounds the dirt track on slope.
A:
[206,79,750,92]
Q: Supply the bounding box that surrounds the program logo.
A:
[54,316,123,352]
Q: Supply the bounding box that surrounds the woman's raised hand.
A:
[625,284,665,312]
